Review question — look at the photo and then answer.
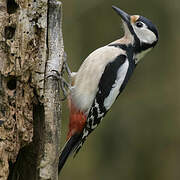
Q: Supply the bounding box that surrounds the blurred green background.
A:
[60,0,180,179]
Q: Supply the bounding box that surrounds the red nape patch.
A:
[67,101,86,140]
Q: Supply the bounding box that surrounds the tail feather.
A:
[58,133,82,173]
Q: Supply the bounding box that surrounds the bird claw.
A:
[62,52,72,80]
[46,52,72,101]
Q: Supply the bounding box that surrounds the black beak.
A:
[112,6,130,25]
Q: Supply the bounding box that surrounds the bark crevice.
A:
[6,0,19,14]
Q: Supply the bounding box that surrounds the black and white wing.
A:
[74,54,131,154]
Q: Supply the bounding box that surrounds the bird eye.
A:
[136,21,143,28]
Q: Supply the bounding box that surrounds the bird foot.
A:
[46,52,72,101]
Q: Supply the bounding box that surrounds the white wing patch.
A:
[104,59,129,110]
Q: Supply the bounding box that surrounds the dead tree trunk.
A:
[0,0,64,179]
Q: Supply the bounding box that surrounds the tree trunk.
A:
[0,0,64,179]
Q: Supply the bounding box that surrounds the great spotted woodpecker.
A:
[58,6,158,173]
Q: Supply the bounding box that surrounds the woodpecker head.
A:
[112,6,158,61]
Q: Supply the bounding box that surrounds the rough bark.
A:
[0,0,64,179]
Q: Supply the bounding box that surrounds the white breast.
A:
[71,45,125,112]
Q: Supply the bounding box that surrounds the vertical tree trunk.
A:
[0,0,64,179]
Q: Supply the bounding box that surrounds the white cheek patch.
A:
[132,25,157,44]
